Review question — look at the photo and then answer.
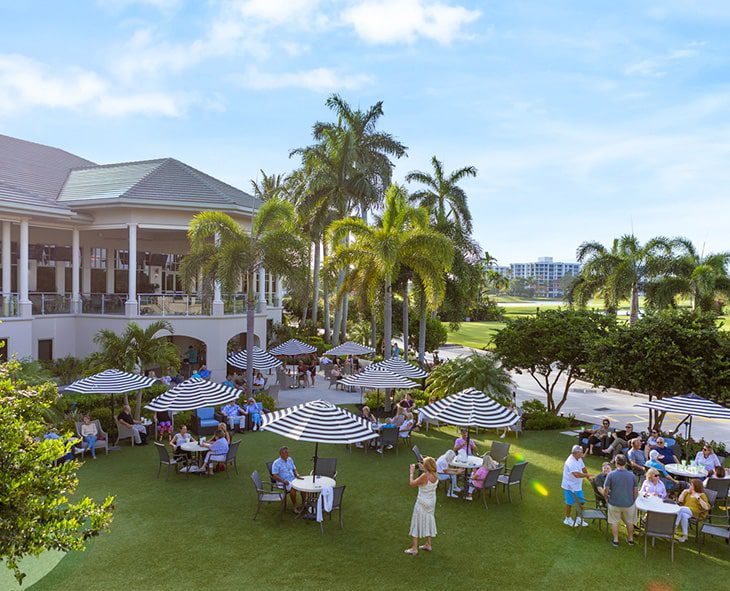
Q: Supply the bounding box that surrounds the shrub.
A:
[425,353,512,403]
[256,393,277,412]
[520,398,572,430]
[363,390,385,410]
[303,336,327,354]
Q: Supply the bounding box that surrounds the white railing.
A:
[0,293,18,317]
[30,293,72,315]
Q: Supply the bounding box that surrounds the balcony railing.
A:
[82,293,126,315]
[30,293,71,315]
[138,293,213,316]
[0,293,18,317]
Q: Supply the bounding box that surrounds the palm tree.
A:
[425,353,513,403]
[571,234,672,325]
[250,170,288,201]
[180,200,306,394]
[645,238,730,312]
[327,184,453,362]
[89,320,179,418]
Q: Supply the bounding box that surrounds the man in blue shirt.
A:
[655,437,678,465]
[221,398,245,432]
[272,446,301,507]
[603,455,638,548]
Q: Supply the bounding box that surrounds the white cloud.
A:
[244,66,373,92]
[0,54,186,117]
[342,0,480,45]
[234,0,325,26]
[624,44,701,77]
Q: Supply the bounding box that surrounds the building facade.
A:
[0,134,283,380]
[491,257,580,298]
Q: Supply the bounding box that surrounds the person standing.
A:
[186,345,199,375]
[602,455,638,547]
[405,457,439,555]
[561,445,593,527]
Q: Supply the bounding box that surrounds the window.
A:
[38,339,53,361]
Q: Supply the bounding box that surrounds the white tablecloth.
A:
[450,455,482,469]
[665,463,708,479]
[635,495,682,515]
[292,475,336,493]
[180,442,207,453]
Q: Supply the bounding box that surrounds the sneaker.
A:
[563,517,575,527]
[447,492,459,498]
[577,517,590,527]
[627,540,635,546]
[376,448,383,454]
[611,540,619,548]
[677,536,687,543]
[452,486,463,493]
[464,495,473,501]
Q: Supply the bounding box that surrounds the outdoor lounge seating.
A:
[576,478,608,535]
[209,440,240,478]
[489,441,510,465]
[320,485,346,534]
[377,427,399,457]
[250,470,287,520]
[114,418,138,446]
[75,420,109,456]
[689,488,718,543]
[706,478,730,518]
[154,442,179,479]
[643,511,678,561]
[698,516,730,555]
[497,461,528,503]
[193,407,219,436]
[474,464,504,508]
[312,457,338,479]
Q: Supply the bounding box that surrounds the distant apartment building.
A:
[490,257,581,298]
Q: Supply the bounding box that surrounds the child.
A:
[156,410,173,441]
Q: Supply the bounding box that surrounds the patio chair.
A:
[489,441,510,466]
[265,461,276,486]
[705,478,730,518]
[320,485,346,534]
[114,419,138,446]
[473,465,504,509]
[250,470,287,521]
[154,442,179,479]
[312,458,338,479]
[689,488,718,543]
[497,461,528,503]
[420,414,440,432]
[323,365,333,379]
[377,427,399,457]
[644,511,678,562]
[398,423,415,449]
[192,407,218,436]
[75,420,109,456]
[328,374,343,390]
[576,478,608,534]
[209,440,241,479]
[698,515,730,556]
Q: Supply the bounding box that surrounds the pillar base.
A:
[125,300,139,317]
[212,300,225,317]
[18,300,32,318]
[71,298,82,314]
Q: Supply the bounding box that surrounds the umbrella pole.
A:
[313,442,319,483]
[686,415,693,461]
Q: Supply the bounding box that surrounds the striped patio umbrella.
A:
[338,367,419,390]
[64,369,157,394]
[145,378,240,412]
[366,358,427,379]
[261,399,379,481]
[269,338,317,357]
[228,346,282,371]
[418,388,519,429]
[325,341,376,356]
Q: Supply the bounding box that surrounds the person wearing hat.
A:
[561,444,594,527]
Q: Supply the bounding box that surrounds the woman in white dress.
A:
[405,456,439,555]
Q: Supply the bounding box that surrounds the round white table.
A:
[635,495,682,515]
[291,475,336,493]
[179,442,207,474]
[665,463,708,479]
[450,455,483,470]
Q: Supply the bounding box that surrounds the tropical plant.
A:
[424,353,513,403]
[407,313,448,356]
[569,234,672,325]
[40,355,88,385]
[327,184,453,363]
[180,200,306,394]
[645,238,730,313]
[88,320,180,418]
[0,360,114,583]
[250,169,288,201]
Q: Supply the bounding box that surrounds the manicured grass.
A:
[7,425,728,591]
[445,321,505,349]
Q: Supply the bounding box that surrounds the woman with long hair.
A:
[405,456,439,555]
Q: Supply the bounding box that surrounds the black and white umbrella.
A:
[228,346,282,371]
[261,399,379,481]
[366,358,427,379]
[325,341,376,356]
[636,393,730,455]
[145,378,240,412]
[269,338,317,357]
[338,367,419,390]
[64,369,157,394]
[418,387,519,429]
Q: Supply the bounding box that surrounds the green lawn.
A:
[446,321,505,349]
[5,425,728,591]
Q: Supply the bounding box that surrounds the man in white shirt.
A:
[562,444,594,527]
[695,445,722,475]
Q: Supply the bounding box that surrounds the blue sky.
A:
[1,0,729,264]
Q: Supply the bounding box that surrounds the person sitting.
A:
[654,437,679,465]
[170,425,195,462]
[155,410,173,441]
[319,355,332,365]
[639,468,668,499]
[399,413,415,439]
[645,449,681,491]
[360,405,377,424]
[390,406,406,429]
[627,437,647,475]
[44,428,74,464]
[435,450,464,498]
[675,479,710,543]
[253,371,266,390]
[644,428,661,457]
[464,455,500,501]
[221,399,245,432]
[79,415,99,460]
[171,373,184,385]
[603,423,640,458]
[217,422,231,444]
[271,446,301,509]
[454,427,477,456]
[592,462,612,497]
[398,393,415,411]
[330,365,343,380]
[297,361,309,387]
[244,397,262,431]
[704,465,729,487]
[222,374,235,388]
[198,365,211,379]
[201,429,229,475]
[117,404,147,444]
[694,445,722,476]
[586,419,612,455]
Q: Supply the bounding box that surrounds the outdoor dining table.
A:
[179,441,207,474]
[292,475,336,520]
[450,455,483,470]
[664,463,708,480]
[635,494,682,515]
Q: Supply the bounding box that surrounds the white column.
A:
[268,272,274,306]
[125,224,138,316]
[2,221,10,316]
[56,263,66,295]
[275,275,283,307]
[82,245,92,295]
[105,248,115,294]
[18,219,31,317]
[212,233,224,316]
[257,267,266,312]
[71,228,80,312]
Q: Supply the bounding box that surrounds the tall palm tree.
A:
[90,320,179,418]
[327,184,453,361]
[571,234,672,325]
[250,170,288,201]
[180,200,306,394]
[645,238,730,312]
